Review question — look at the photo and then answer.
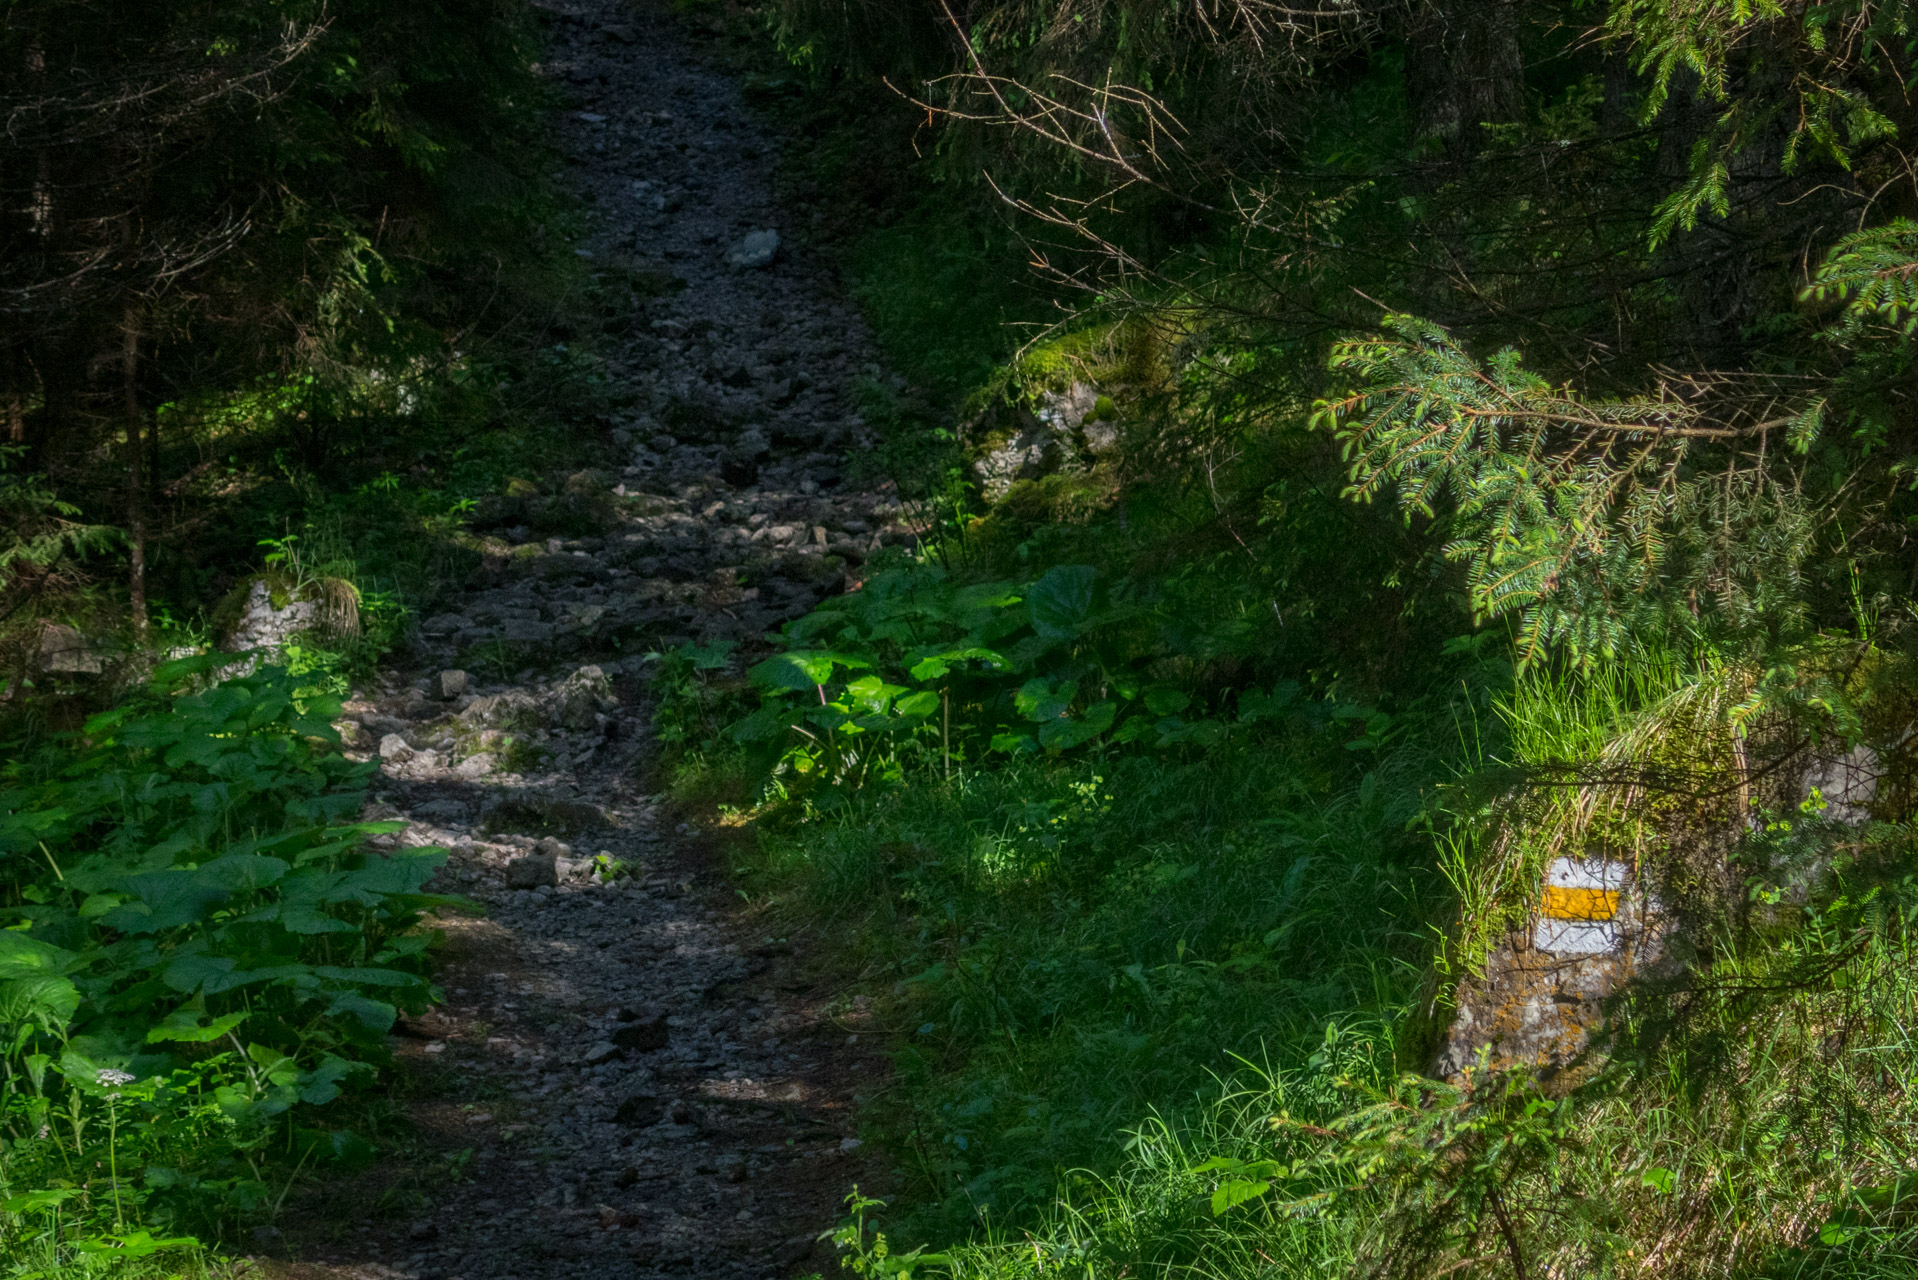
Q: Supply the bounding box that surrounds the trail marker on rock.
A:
[1533,857,1624,956]
[1436,854,1666,1083]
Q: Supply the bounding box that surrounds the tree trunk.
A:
[122,304,147,642]
[1404,0,1525,153]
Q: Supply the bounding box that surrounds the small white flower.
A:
[96,1068,135,1087]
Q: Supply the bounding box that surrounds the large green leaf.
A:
[1028,565,1097,640]
[0,974,80,1028]
[202,964,313,996]
[1016,677,1077,723]
[1038,701,1116,750]
[845,675,907,714]
[907,647,1005,681]
[1210,1178,1273,1216]
[304,850,445,907]
[146,1008,249,1043]
[194,853,290,892]
[162,953,236,993]
[72,1230,203,1258]
[327,993,397,1032]
[0,931,78,979]
[749,650,871,692]
[893,690,940,718]
[311,965,419,988]
[1143,686,1191,716]
[103,870,231,933]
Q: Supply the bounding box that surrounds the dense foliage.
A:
[0,659,458,1265]
[668,0,1918,1275]
[19,0,1918,1272]
[0,0,566,1269]
[0,0,553,687]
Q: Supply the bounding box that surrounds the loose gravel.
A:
[276,4,906,1276]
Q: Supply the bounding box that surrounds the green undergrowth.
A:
[880,747,1918,1280]
[736,744,1442,1238]
[662,0,1918,1271]
[661,509,1491,1242]
[0,657,466,1267]
[9,247,636,718]
[683,611,1918,1278]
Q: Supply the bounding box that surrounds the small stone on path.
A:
[506,851,559,888]
[726,229,779,268]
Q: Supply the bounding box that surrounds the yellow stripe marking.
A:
[1540,885,1619,921]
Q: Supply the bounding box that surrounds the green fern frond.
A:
[1323,315,1818,663]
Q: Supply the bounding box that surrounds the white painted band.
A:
[1544,857,1625,891]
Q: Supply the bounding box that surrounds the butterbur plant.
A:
[0,655,470,1248]
[726,562,1317,805]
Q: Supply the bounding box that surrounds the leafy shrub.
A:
[725,563,1329,807]
[0,656,462,1249]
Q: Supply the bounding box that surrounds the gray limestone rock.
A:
[1801,744,1881,825]
[38,624,103,675]
[224,578,317,653]
[549,665,615,729]
[973,416,1073,501]
[454,752,497,780]
[725,229,779,269]
[506,851,560,889]
[610,1011,670,1052]
[501,618,556,644]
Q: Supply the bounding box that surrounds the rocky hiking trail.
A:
[270,5,910,1277]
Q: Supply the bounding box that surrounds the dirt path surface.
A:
[273,5,903,1277]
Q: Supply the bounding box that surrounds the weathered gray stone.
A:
[454,752,496,780]
[225,579,317,653]
[1036,381,1099,435]
[549,665,614,730]
[562,603,607,631]
[1083,418,1122,454]
[973,417,1073,501]
[378,733,415,762]
[501,619,555,644]
[1435,855,1668,1083]
[38,624,103,675]
[461,690,543,728]
[610,1011,670,1052]
[506,851,559,889]
[725,229,779,269]
[1801,744,1881,825]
